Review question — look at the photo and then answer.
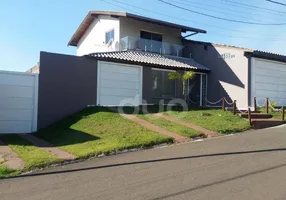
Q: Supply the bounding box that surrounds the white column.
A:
[200,73,203,106]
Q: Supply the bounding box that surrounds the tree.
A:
[168,71,195,101]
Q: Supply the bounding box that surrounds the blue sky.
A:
[1,0,286,71]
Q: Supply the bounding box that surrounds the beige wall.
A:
[119,17,182,45]
[185,41,250,108]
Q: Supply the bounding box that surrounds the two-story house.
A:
[67,11,209,107]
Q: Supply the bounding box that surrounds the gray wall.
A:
[38,52,98,129]
[184,41,250,108]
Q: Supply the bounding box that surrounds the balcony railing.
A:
[119,36,184,56]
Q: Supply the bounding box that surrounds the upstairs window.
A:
[140,31,162,53]
[105,29,114,44]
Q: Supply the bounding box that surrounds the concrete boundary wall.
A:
[0,70,38,133]
[38,52,98,129]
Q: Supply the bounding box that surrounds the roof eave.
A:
[245,51,286,63]
[68,11,96,46]
[87,56,209,72]
[125,13,207,34]
[68,11,207,47]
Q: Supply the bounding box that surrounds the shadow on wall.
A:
[183,41,247,106]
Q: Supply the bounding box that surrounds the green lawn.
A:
[0,134,61,178]
[137,114,206,139]
[35,107,172,158]
[0,135,60,170]
[165,108,251,134]
[0,106,251,178]
[0,166,18,178]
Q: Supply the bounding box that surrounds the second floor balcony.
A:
[119,36,184,57]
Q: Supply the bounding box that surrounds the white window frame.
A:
[187,72,208,106]
[105,29,115,45]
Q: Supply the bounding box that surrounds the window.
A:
[152,69,175,99]
[140,31,162,53]
[105,29,114,44]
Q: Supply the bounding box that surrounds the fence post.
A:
[282,106,285,121]
[254,97,257,112]
[248,108,252,126]
[233,100,237,115]
[266,98,269,113]
[222,97,225,111]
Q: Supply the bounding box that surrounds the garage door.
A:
[251,58,286,106]
[0,71,38,133]
[97,61,142,106]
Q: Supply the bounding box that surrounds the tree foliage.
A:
[168,71,196,100]
[168,71,195,81]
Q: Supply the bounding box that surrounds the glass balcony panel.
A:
[120,36,184,56]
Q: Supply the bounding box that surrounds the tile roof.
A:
[245,50,286,63]
[88,51,210,71]
[184,39,253,51]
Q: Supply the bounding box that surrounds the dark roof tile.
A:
[88,51,210,71]
[245,50,286,63]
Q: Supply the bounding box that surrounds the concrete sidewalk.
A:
[1,125,286,200]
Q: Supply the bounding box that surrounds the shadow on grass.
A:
[5,147,286,180]
[34,107,109,147]
[0,107,109,147]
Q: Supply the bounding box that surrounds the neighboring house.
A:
[26,63,39,74]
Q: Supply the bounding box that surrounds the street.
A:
[1,125,286,200]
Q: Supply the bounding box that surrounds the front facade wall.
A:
[38,52,188,129]
[251,58,286,106]
[77,15,120,56]
[185,42,249,108]
[38,52,98,129]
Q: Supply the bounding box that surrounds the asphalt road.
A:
[1,125,286,200]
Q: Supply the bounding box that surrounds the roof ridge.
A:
[185,39,253,51]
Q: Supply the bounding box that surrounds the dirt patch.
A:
[19,134,76,160]
[0,139,24,170]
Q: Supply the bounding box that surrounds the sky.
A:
[1,0,286,72]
